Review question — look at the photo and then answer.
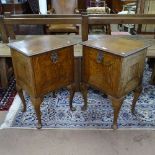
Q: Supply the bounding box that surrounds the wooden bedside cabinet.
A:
[8,35,77,129]
[81,36,151,129]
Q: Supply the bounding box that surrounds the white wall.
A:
[38,0,47,14]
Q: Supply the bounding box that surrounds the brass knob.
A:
[51,51,58,63]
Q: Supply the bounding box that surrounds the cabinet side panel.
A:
[11,49,35,95]
[119,49,147,96]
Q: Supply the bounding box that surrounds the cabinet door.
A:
[32,46,74,96]
[83,46,121,95]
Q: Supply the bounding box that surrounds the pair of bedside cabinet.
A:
[8,35,150,129]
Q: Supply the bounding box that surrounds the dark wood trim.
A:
[1,13,155,44]
[82,15,88,41]
[88,15,155,24]
[4,12,15,40]
[0,15,8,43]
[10,14,82,18]
[3,14,155,25]
[4,17,82,25]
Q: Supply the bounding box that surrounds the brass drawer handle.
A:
[51,51,58,63]
[96,51,114,66]
[97,51,104,63]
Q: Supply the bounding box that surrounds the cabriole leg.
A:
[131,85,142,114]
[31,97,43,129]
[109,96,124,130]
[16,85,26,112]
[80,83,88,111]
[67,84,76,111]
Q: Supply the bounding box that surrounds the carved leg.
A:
[106,24,111,34]
[109,96,124,130]
[102,94,107,98]
[131,86,142,114]
[31,97,43,129]
[80,83,88,111]
[67,84,76,111]
[150,63,155,85]
[16,85,26,112]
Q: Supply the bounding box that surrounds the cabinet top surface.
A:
[8,35,80,56]
[82,36,151,57]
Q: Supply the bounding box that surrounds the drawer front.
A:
[83,46,122,95]
[33,46,74,96]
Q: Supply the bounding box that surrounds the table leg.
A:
[131,85,142,114]
[106,24,111,34]
[80,83,88,111]
[16,84,26,112]
[0,57,8,89]
[31,96,43,129]
[150,63,155,85]
[67,84,76,111]
[109,96,124,130]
